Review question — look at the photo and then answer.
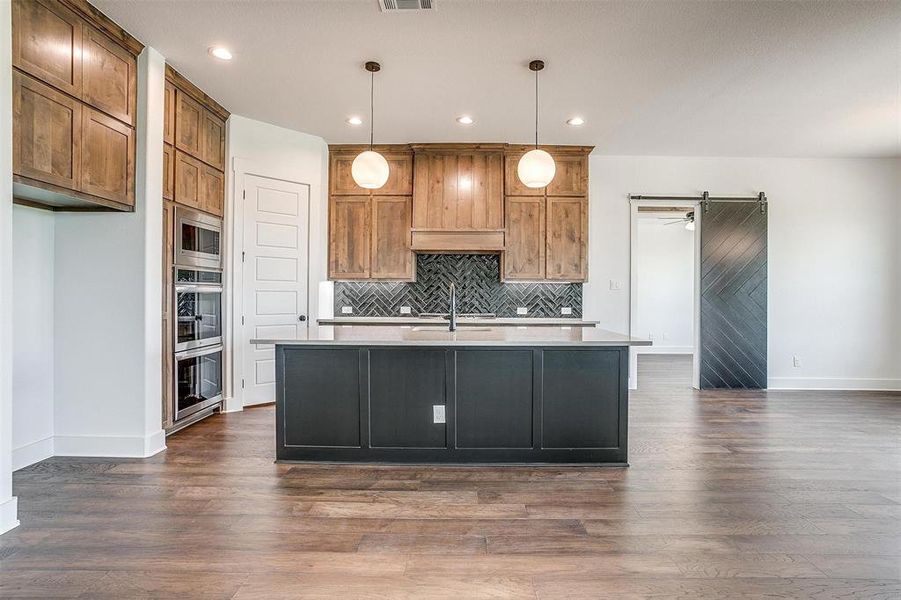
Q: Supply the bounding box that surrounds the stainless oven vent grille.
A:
[379,0,434,12]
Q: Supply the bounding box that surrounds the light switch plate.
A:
[400,306,412,314]
[433,405,446,424]
[516,307,528,315]
[341,306,353,314]
[561,307,572,315]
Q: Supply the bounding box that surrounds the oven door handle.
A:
[175,284,223,293]
[175,345,223,361]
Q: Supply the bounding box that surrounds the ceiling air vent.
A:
[379,0,434,12]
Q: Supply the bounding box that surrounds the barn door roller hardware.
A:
[629,191,767,214]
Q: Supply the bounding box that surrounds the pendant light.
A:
[517,59,556,189]
[351,61,390,189]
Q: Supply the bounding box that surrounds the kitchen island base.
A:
[275,344,629,464]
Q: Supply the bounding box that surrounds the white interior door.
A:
[241,174,309,406]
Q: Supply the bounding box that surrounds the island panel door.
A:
[242,174,310,406]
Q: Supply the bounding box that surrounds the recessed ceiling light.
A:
[566,116,585,126]
[346,116,363,126]
[208,46,233,61]
[456,115,474,125]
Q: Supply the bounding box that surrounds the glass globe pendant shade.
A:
[685,220,696,231]
[351,150,390,189]
[517,148,556,189]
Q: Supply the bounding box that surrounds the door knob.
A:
[298,315,307,322]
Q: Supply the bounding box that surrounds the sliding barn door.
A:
[699,202,767,389]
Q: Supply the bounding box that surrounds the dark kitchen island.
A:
[253,326,651,465]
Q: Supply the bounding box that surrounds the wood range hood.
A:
[409,143,506,254]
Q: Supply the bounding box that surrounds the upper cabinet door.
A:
[546,153,588,196]
[80,107,135,205]
[162,143,174,200]
[546,196,587,281]
[503,196,545,281]
[371,196,413,281]
[174,149,202,209]
[12,0,83,97]
[412,151,503,230]
[329,195,371,279]
[163,81,175,145]
[81,25,137,125]
[330,151,412,196]
[12,71,81,191]
[504,149,544,196]
[200,109,226,170]
[199,164,224,217]
[175,89,203,156]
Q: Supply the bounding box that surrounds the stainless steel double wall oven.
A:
[173,208,224,424]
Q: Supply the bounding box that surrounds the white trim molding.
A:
[12,436,54,471]
[636,346,694,355]
[768,377,901,391]
[54,432,166,458]
[0,496,18,535]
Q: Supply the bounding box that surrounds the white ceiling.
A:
[94,0,900,157]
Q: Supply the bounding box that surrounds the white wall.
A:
[225,115,329,410]
[52,47,166,457]
[635,216,694,353]
[0,0,19,534]
[12,206,54,468]
[585,156,901,390]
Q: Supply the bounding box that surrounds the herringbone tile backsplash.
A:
[334,254,582,318]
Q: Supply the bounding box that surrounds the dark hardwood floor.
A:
[1,354,899,598]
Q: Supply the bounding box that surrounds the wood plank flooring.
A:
[1,354,899,599]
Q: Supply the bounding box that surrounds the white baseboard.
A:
[55,430,167,458]
[0,497,19,536]
[768,377,901,391]
[636,346,694,355]
[12,436,54,471]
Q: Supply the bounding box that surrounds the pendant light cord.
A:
[534,68,539,148]
[369,70,374,150]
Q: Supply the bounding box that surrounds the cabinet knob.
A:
[298,315,307,322]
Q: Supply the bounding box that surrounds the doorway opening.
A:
[630,202,701,390]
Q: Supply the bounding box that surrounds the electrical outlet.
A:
[400,306,412,314]
[341,306,353,314]
[609,280,622,291]
[648,332,656,340]
[561,307,572,315]
[516,307,528,315]
[793,355,801,368]
[433,405,446,424]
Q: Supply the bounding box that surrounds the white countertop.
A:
[318,316,599,327]
[252,325,652,347]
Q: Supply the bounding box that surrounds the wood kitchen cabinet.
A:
[162,143,174,200]
[546,196,588,280]
[165,64,228,218]
[163,80,176,145]
[371,196,414,280]
[503,145,591,282]
[11,0,142,211]
[329,196,371,279]
[330,148,413,196]
[80,106,135,206]
[81,24,136,126]
[175,89,203,157]
[12,71,81,192]
[504,196,545,280]
[174,149,202,209]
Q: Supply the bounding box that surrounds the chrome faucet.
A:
[448,283,457,332]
